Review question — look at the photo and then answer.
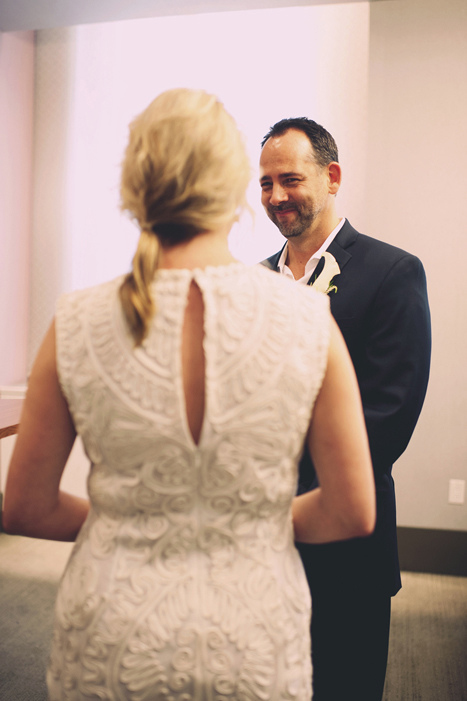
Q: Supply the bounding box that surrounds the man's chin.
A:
[277,226,302,239]
[267,212,303,238]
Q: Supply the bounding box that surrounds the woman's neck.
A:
[158,228,238,270]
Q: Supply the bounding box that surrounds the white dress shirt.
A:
[277,218,346,284]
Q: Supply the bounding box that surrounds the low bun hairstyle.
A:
[119,89,251,345]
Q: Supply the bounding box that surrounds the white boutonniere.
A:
[311,252,340,295]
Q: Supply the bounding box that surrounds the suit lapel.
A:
[306,220,357,286]
[262,220,359,278]
[262,243,286,272]
[324,220,356,274]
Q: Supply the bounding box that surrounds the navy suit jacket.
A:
[262,220,431,596]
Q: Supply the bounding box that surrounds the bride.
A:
[3,88,375,700]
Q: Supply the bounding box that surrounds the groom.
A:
[259,118,431,701]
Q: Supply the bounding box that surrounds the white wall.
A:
[28,5,370,362]
[367,0,467,531]
[0,31,34,385]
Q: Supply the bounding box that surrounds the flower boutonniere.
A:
[311,252,340,295]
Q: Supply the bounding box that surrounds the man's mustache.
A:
[269,204,298,213]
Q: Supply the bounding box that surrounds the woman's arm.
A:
[2,320,89,541]
[292,317,376,544]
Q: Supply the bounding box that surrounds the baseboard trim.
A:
[397,526,467,577]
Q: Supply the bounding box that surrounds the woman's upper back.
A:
[56,263,330,527]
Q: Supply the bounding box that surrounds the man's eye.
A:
[261,182,272,190]
[285,178,299,184]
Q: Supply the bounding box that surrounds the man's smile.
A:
[271,206,297,217]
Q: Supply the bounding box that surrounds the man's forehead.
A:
[259,131,315,175]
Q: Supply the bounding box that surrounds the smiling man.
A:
[260,118,432,701]
[260,124,342,283]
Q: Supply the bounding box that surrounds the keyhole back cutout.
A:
[181,279,206,446]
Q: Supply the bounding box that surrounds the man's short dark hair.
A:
[261,117,339,167]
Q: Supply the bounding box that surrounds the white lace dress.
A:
[48,263,330,701]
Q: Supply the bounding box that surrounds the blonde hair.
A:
[119,88,251,345]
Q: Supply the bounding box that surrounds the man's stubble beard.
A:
[268,204,316,240]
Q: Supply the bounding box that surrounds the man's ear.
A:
[328,162,341,195]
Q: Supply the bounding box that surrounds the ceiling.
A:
[0,0,370,32]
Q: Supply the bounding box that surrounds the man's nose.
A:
[269,184,288,206]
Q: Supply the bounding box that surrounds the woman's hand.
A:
[292,317,376,544]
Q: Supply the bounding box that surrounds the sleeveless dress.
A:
[48,262,330,701]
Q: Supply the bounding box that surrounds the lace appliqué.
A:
[50,263,330,700]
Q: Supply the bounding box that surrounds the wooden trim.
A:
[397,526,467,577]
[0,399,22,438]
[0,424,19,440]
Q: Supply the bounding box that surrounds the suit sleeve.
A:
[359,254,431,474]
